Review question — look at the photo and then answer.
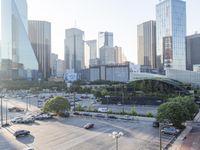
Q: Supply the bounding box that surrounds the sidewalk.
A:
[169,109,200,150]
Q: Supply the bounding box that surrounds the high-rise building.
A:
[137,20,156,68]
[85,40,97,67]
[84,42,90,68]
[114,46,126,64]
[64,28,84,72]
[50,53,58,77]
[156,0,186,70]
[0,41,1,63]
[1,0,38,71]
[98,32,113,50]
[100,46,126,65]
[28,20,51,79]
[100,46,116,65]
[186,33,200,71]
[56,59,65,78]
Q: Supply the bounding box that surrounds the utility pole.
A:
[122,85,125,114]
[26,98,28,112]
[73,92,76,111]
[0,96,3,127]
[5,99,8,125]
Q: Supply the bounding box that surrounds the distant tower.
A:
[137,20,156,68]
[64,28,85,72]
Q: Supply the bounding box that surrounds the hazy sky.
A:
[1,0,200,63]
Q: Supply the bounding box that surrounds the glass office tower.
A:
[64,28,85,73]
[156,0,186,71]
[1,0,38,70]
[28,20,51,80]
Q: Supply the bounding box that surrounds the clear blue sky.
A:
[1,0,200,63]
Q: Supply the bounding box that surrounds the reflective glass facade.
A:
[28,20,51,79]
[156,0,186,70]
[64,28,85,72]
[98,32,113,50]
[1,0,38,70]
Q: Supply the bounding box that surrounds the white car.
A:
[98,108,108,113]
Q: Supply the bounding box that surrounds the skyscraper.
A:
[64,28,84,72]
[85,40,97,67]
[99,46,116,65]
[114,46,126,64]
[186,33,200,71]
[1,0,38,70]
[50,53,58,77]
[156,0,186,70]
[28,20,51,79]
[98,32,113,50]
[137,20,156,68]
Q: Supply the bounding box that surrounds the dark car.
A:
[108,115,117,119]
[14,130,30,137]
[73,112,81,115]
[152,121,159,128]
[84,123,94,129]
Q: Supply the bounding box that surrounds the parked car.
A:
[23,147,34,150]
[152,121,159,128]
[8,107,24,112]
[95,114,105,118]
[161,127,180,135]
[84,123,94,129]
[22,117,35,124]
[73,112,81,115]
[82,113,92,117]
[11,117,23,124]
[98,108,108,113]
[34,113,53,120]
[108,115,117,119]
[14,130,30,137]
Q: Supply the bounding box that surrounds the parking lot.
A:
[0,115,175,150]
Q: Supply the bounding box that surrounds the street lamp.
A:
[105,95,110,118]
[109,131,124,150]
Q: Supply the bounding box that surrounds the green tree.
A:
[43,96,70,115]
[168,96,199,120]
[157,102,189,127]
[130,106,137,116]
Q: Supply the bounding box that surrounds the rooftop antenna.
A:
[74,20,77,28]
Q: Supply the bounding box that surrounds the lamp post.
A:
[109,131,124,150]
[105,95,110,118]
